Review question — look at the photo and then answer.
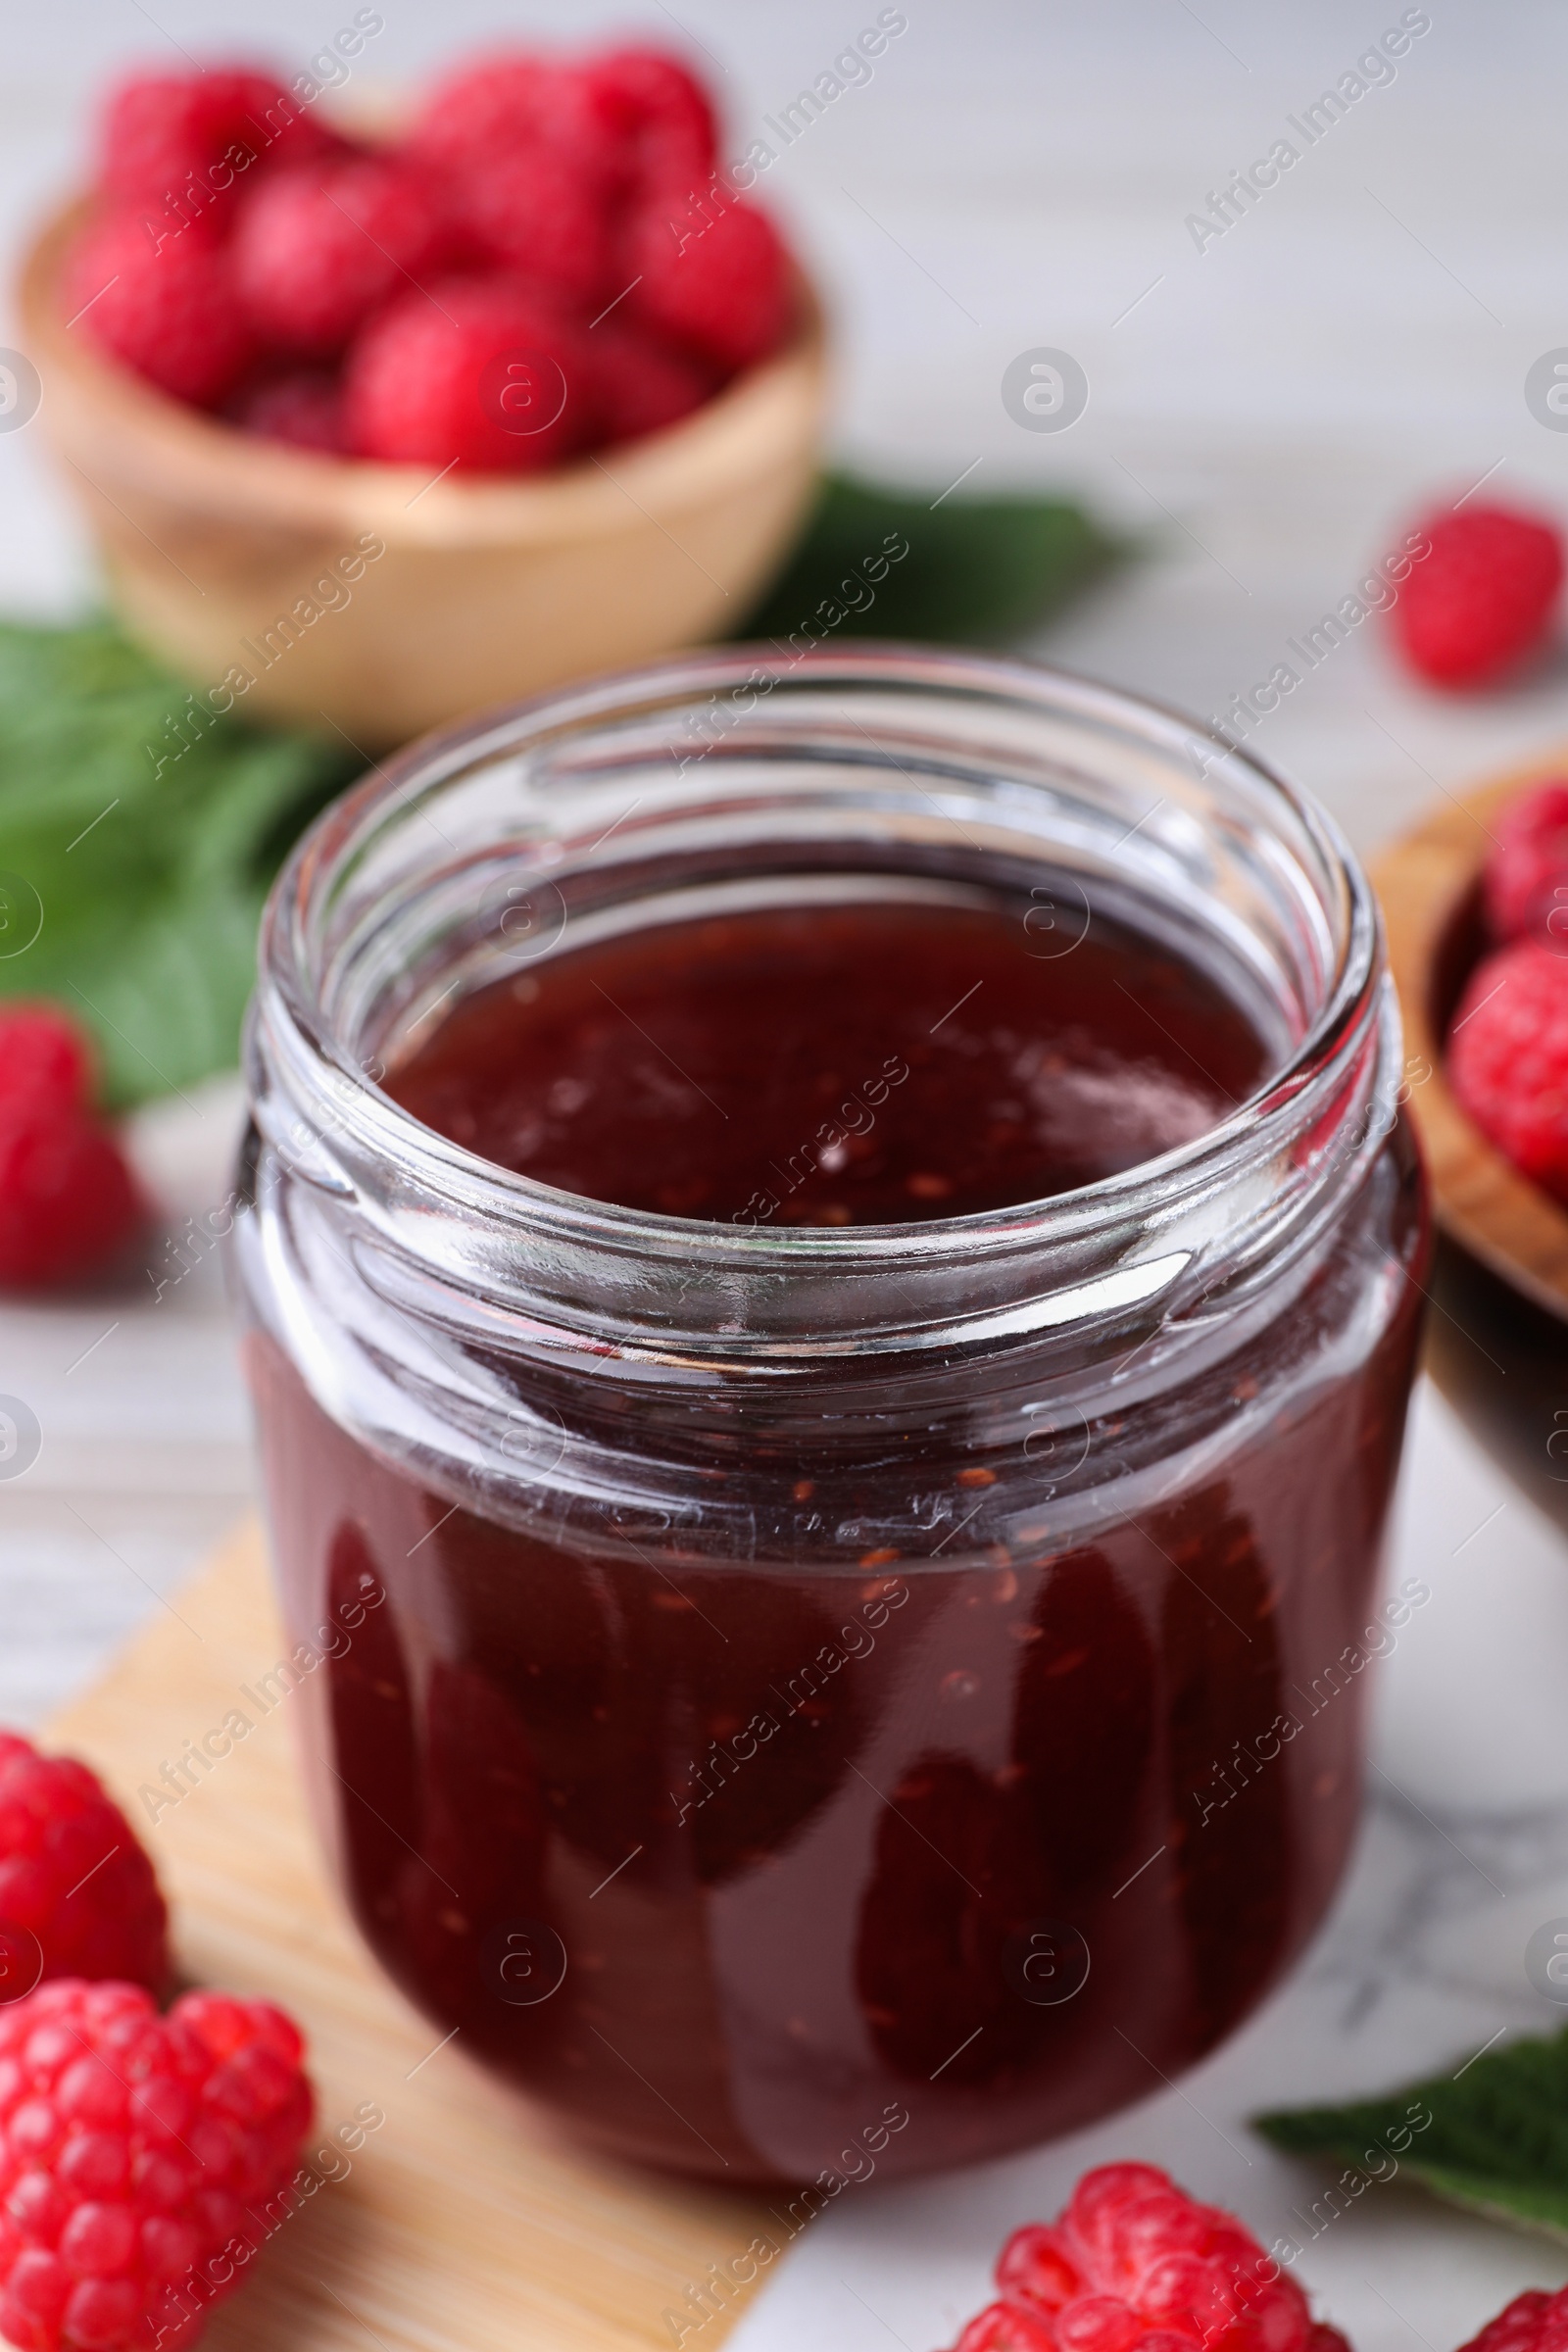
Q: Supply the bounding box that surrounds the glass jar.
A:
[236,647,1428,2187]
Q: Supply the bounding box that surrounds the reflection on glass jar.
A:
[237,648,1428,2184]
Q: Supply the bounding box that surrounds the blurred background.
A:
[0,0,1563,1758]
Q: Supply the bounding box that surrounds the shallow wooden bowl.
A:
[17,201,829,747]
[1373,748,1568,1322]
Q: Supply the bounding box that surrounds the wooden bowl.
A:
[17,200,829,747]
[1373,748,1568,1321]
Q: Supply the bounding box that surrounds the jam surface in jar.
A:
[388,899,1269,1220]
[249,888,1426,2186]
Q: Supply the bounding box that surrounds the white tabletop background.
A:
[4,4,1568,2346]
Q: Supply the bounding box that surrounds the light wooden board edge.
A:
[1371,745,1568,1321]
[48,1519,778,2352]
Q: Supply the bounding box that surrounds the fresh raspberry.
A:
[447,147,611,307]
[64,211,254,408]
[0,1010,93,1122]
[0,1977,312,2352]
[98,68,330,212]
[0,1007,143,1293]
[953,2165,1350,2352]
[1448,937,1568,1200]
[627,187,791,372]
[1484,780,1568,945]
[1458,2287,1568,2352]
[576,48,718,192]
[233,156,450,357]
[415,43,715,193]
[344,277,590,472]
[0,1114,144,1292]
[1392,503,1565,689]
[585,321,712,445]
[228,369,345,454]
[409,51,584,181]
[0,1735,167,1993]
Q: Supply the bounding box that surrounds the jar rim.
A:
[250,643,1390,1362]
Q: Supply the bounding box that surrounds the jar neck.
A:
[243,646,1392,1411]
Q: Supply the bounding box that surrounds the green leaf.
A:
[1254,2025,1568,2242]
[0,618,356,1107]
[736,470,1124,647]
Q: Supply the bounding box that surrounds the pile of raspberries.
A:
[1448,777,1568,1201]
[62,45,794,471]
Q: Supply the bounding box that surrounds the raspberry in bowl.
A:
[18,43,826,745]
[1375,762,1568,1528]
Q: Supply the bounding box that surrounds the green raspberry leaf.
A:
[0,617,357,1107]
[1254,2024,1568,2242]
[737,470,1124,648]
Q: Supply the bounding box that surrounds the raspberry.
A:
[1484,780,1568,945]
[228,369,345,454]
[98,68,330,212]
[64,212,254,409]
[1448,937,1568,1200]
[0,1734,167,1993]
[0,1978,312,2352]
[410,51,582,181]
[344,277,590,471]
[448,147,611,307]
[1458,2287,1568,2352]
[577,49,718,192]
[233,157,450,357]
[585,321,712,445]
[0,1118,144,1293]
[1392,503,1565,688]
[953,2165,1350,2352]
[415,44,714,191]
[627,188,791,371]
[0,1005,143,1292]
[0,1010,92,1122]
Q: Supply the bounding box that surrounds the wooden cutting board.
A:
[48,1520,777,2352]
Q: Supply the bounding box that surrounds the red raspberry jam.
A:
[386,901,1268,1222]
[239,651,1428,2186]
